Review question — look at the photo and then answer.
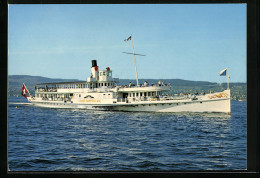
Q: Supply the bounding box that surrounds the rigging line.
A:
[122,52,146,56]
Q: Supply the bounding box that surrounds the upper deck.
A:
[34,60,171,95]
[35,81,171,94]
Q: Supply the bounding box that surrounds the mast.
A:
[123,34,145,87]
[227,67,229,90]
[131,34,139,86]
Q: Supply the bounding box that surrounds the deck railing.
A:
[117,98,127,102]
[37,88,57,92]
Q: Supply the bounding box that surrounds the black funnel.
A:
[92,60,97,67]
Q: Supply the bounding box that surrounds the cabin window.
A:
[108,72,112,76]
[99,83,101,87]
[129,93,131,97]
[136,93,139,97]
[108,83,110,86]
[105,83,107,86]
[100,72,102,76]
[140,93,143,96]
[148,92,151,96]
[102,83,103,86]
[103,72,106,75]
[133,93,135,97]
[144,92,147,96]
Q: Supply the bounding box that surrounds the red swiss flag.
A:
[21,84,28,99]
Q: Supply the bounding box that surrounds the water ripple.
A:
[8,98,246,171]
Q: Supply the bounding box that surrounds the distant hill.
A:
[8,75,247,101]
[8,75,80,97]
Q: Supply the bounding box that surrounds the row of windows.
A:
[98,82,114,87]
[57,84,87,89]
[36,94,68,98]
[128,91,162,97]
[99,71,112,77]
[55,82,115,89]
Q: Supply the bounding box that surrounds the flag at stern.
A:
[21,83,28,99]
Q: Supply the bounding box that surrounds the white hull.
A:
[109,98,230,113]
[30,95,230,114]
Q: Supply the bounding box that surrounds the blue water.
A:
[8,96,247,171]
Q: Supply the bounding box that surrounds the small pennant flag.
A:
[219,68,227,76]
[21,83,28,99]
[124,36,132,41]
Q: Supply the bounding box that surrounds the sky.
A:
[8,4,246,83]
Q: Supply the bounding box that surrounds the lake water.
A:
[8,96,246,171]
